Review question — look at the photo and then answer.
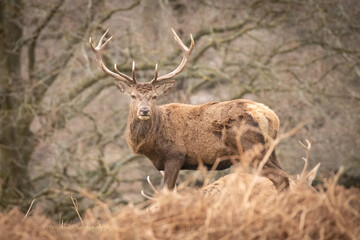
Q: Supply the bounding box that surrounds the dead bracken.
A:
[1,172,359,240]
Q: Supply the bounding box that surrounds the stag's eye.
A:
[152,95,157,100]
[130,95,136,99]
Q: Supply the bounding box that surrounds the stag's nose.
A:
[140,107,150,116]
[138,107,151,120]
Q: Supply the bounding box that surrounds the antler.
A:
[141,176,159,200]
[89,29,136,86]
[298,139,312,180]
[150,28,195,85]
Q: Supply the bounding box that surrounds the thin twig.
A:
[70,194,84,226]
[23,199,36,221]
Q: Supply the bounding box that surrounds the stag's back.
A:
[159,99,280,167]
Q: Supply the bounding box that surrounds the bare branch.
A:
[28,0,65,76]
[99,0,141,24]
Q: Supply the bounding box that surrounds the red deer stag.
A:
[89,29,290,191]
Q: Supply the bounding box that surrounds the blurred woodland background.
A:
[0,0,359,220]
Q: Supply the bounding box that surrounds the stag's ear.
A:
[155,80,176,95]
[114,80,132,94]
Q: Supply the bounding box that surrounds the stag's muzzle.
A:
[138,107,151,120]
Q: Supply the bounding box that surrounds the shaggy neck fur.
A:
[126,106,164,153]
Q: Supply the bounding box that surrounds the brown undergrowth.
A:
[1,131,358,239]
[0,169,359,240]
[1,133,359,240]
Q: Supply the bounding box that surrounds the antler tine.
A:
[141,190,153,200]
[89,29,135,85]
[151,63,159,82]
[171,28,195,53]
[298,139,312,180]
[114,64,134,84]
[132,61,136,83]
[147,176,158,194]
[89,29,109,51]
[141,176,158,200]
[151,28,195,84]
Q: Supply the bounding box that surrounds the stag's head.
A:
[89,29,194,121]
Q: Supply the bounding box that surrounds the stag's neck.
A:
[126,106,163,154]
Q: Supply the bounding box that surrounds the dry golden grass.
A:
[1,170,359,240]
[2,134,358,239]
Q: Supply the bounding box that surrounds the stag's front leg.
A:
[163,160,182,190]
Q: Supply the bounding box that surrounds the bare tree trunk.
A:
[0,0,33,206]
